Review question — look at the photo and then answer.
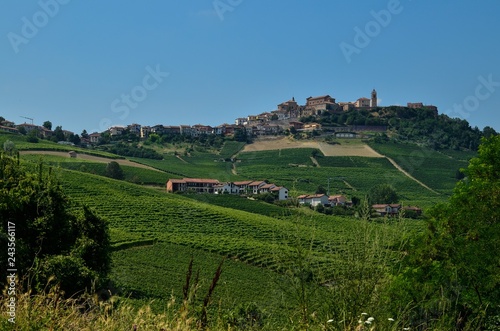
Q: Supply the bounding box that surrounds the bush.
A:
[0,154,111,297]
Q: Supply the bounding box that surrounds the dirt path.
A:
[384,156,440,194]
[19,151,164,173]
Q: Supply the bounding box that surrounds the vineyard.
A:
[130,151,239,181]
[20,154,169,185]
[368,142,473,194]
[24,163,417,323]
[236,148,444,207]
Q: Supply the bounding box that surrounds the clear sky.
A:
[1,0,500,134]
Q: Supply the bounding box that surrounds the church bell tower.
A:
[371,89,377,108]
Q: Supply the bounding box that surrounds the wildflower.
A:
[358,320,363,324]
[367,317,374,322]
[365,320,372,325]
[403,328,410,330]
[361,312,368,316]
[327,319,334,323]
[388,318,395,322]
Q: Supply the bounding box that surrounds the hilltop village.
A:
[0,89,437,143]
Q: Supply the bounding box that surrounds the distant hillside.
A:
[306,106,497,150]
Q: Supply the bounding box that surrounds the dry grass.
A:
[242,137,383,158]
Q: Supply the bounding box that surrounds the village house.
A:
[128,123,142,136]
[166,178,220,194]
[40,127,54,139]
[355,97,371,108]
[16,123,40,134]
[214,182,238,195]
[0,125,19,134]
[277,97,300,118]
[109,126,125,136]
[328,195,347,206]
[372,204,401,217]
[248,181,267,194]
[270,186,289,200]
[140,126,151,139]
[89,132,102,144]
[289,121,304,130]
[179,125,194,136]
[304,95,338,116]
[297,194,329,207]
[1,120,15,127]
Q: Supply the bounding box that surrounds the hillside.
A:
[309,105,495,150]
[3,131,492,329]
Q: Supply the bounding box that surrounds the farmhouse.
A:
[328,195,347,206]
[166,178,220,194]
[372,204,401,216]
[297,194,329,207]
[0,125,19,134]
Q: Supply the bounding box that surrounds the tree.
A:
[0,154,111,296]
[18,126,27,135]
[3,140,15,154]
[52,126,65,142]
[68,133,81,145]
[43,121,52,130]
[81,129,89,139]
[392,135,500,329]
[106,161,124,180]
[483,125,497,139]
[315,185,327,195]
[367,184,399,204]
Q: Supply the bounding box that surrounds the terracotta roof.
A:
[248,181,266,187]
[183,178,219,184]
[260,184,276,189]
[168,179,186,184]
[372,204,401,208]
[299,194,327,199]
[307,95,332,100]
[233,181,252,186]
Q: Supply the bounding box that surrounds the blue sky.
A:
[1,0,500,134]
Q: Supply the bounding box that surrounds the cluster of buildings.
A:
[1,89,438,143]
[166,178,289,200]
[0,120,75,139]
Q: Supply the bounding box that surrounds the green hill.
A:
[6,130,483,329]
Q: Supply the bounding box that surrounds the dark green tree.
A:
[367,184,399,204]
[0,154,111,296]
[51,126,65,142]
[391,135,500,329]
[18,126,27,135]
[106,161,124,180]
[80,129,89,139]
[42,121,52,130]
